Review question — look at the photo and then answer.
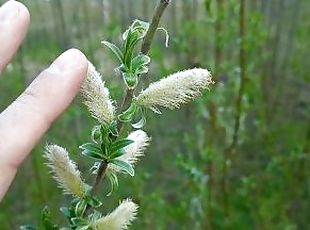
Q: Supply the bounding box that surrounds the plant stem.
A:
[86,0,170,212]
[222,0,246,219]
[90,160,108,195]
[141,0,170,55]
[117,0,170,131]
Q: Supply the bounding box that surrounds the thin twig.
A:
[86,0,170,214]
[232,0,246,152]
[90,160,108,195]
[222,0,247,218]
[141,0,170,54]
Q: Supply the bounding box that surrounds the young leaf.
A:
[118,103,137,122]
[70,217,89,227]
[85,196,102,208]
[110,159,135,176]
[74,199,87,217]
[132,116,146,129]
[135,66,149,75]
[109,148,125,160]
[132,54,150,74]
[122,72,138,89]
[101,41,123,63]
[110,138,134,155]
[107,172,119,196]
[124,32,140,67]
[80,143,105,160]
[132,54,150,68]
[91,125,101,143]
[109,121,118,137]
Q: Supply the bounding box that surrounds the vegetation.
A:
[0,0,309,229]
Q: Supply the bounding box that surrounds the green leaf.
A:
[131,19,150,39]
[109,148,125,160]
[110,159,135,176]
[74,199,87,217]
[124,31,140,67]
[107,172,119,196]
[132,115,146,129]
[71,217,88,227]
[132,54,150,73]
[132,54,150,67]
[122,72,138,89]
[41,206,58,230]
[110,138,134,155]
[157,27,170,47]
[109,121,118,137]
[85,196,102,208]
[102,41,123,63]
[91,125,101,143]
[135,66,149,75]
[118,103,137,122]
[80,143,105,160]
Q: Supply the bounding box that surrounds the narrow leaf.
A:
[118,103,137,122]
[107,172,119,196]
[110,159,135,176]
[101,41,123,63]
[70,217,88,227]
[132,54,150,73]
[85,196,102,208]
[110,139,134,155]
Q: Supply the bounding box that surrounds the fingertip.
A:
[49,48,88,76]
[16,1,31,25]
[0,0,30,24]
[0,0,30,73]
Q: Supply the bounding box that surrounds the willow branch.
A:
[120,0,170,117]
[88,0,170,208]
[231,0,246,151]
[222,0,247,217]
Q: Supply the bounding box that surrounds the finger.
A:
[0,0,30,74]
[0,49,88,200]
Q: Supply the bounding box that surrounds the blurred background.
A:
[0,0,309,229]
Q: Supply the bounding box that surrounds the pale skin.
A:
[0,0,88,200]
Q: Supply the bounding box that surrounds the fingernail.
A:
[0,1,19,22]
[49,49,86,73]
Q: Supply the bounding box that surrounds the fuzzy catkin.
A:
[44,145,86,198]
[93,199,138,230]
[81,62,115,125]
[109,130,150,173]
[136,68,213,113]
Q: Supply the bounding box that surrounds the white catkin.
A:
[81,61,115,125]
[93,199,138,230]
[136,68,213,113]
[44,144,86,198]
[109,130,151,173]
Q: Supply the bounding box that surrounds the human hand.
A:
[0,0,88,200]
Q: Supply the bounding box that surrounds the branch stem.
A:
[222,0,247,218]
[86,0,170,214]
